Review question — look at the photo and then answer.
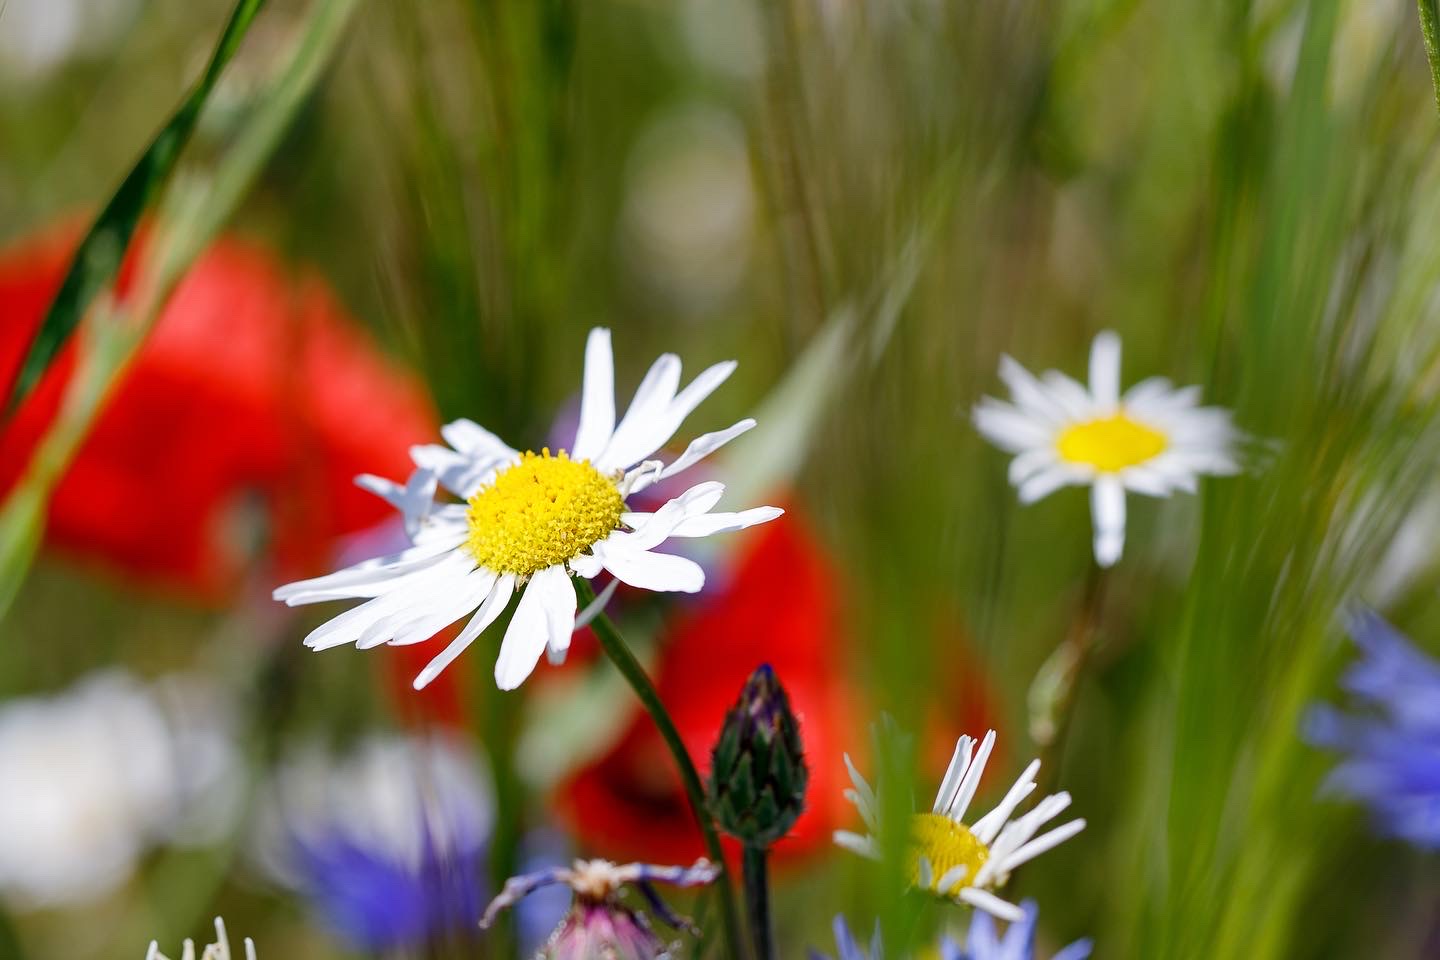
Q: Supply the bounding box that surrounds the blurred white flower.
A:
[146,917,255,960]
[621,106,756,315]
[974,331,1242,567]
[0,670,239,908]
[0,0,140,81]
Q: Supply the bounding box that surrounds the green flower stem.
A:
[575,579,743,960]
[742,845,773,960]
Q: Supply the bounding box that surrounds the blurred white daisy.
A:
[833,730,1085,923]
[274,327,782,691]
[146,917,255,960]
[0,671,239,908]
[973,331,1240,566]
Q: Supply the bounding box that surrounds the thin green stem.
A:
[742,846,773,960]
[575,579,743,960]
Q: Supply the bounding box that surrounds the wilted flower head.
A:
[709,663,809,847]
[1305,610,1440,848]
[145,917,255,960]
[482,858,720,960]
[0,670,239,907]
[253,732,491,952]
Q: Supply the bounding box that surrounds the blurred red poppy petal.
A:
[0,223,436,600]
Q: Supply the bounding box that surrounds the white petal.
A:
[494,576,554,690]
[602,360,737,471]
[412,443,507,499]
[598,544,705,593]
[302,557,464,651]
[974,400,1053,453]
[917,856,934,890]
[971,759,1040,846]
[667,506,784,538]
[843,753,878,823]
[1007,448,1057,486]
[998,356,1070,424]
[933,735,974,815]
[355,469,438,539]
[833,830,880,860]
[388,569,498,647]
[542,567,578,665]
[997,818,1086,873]
[958,888,1024,923]
[1018,465,1079,504]
[572,328,616,462]
[441,418,517,462]
[1088,330,1122,410]
[936,864,969,894]
[414,574,516,689]
[616,481,726,552]
[273,535,462,605]
[650,418,756,486]
[596,353,681,471]
[947,729,996,822]
[1040,371,1097,420]
[1090,477,1127,567]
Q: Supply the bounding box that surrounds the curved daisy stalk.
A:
[973,331,1241,567]
[274,326,781,959]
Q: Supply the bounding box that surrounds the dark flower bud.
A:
[708,664,809,847]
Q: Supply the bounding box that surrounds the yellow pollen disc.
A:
[1055,412,1168,472]
[908,813,989,896]
[465,449,624,577]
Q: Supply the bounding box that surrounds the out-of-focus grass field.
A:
[4,0,1440,957]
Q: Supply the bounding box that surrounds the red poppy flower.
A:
[556,511,857,866]
[0,222,437,601]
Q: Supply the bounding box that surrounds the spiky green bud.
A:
[708,664,808,848]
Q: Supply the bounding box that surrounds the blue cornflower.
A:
[255,733,492,953]
[1305,610,1440,848]
[811,902,1092,960]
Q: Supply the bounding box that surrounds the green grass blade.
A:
[2,0,268,417]
[1420,0,1440,116]
[0,0,359,628]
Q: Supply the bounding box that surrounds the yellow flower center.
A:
[1055,412,1167,472]
[908,813,990,896]
[465,449,624,577]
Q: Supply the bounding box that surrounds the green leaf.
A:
[2,0,269,416]
[1419,0,1440,117]
[0,0,361,627]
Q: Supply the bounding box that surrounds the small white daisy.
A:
[833,729,1085,923]
[274,328,782,691]
[973,330,1241,567]
[145,917,255,960]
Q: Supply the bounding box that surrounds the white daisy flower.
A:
[146,917,255,960]
[274,328,783,692]
[973,330,1241,567]
[833,729,1086,924]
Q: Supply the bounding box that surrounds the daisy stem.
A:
[742,845,774,960]
[1036,562,1109,795]
[575,580,744,960]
